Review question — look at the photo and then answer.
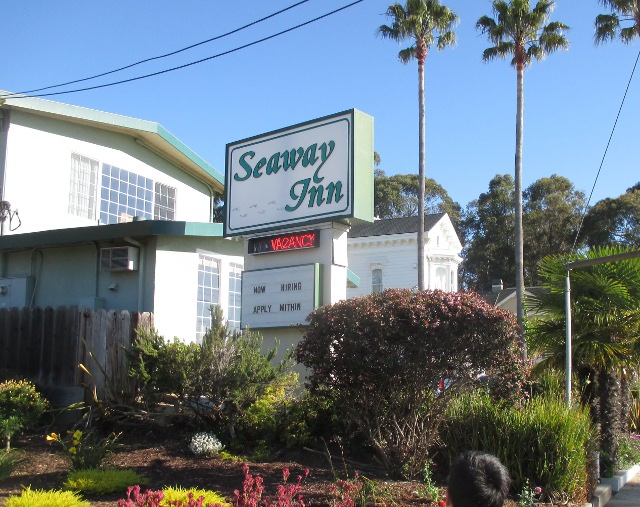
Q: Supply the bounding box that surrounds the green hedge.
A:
[442,392,596,501]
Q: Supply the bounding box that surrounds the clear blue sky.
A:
[3,0,638,210]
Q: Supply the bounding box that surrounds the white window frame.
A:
[69,153,99,220]
[196,254,220,342]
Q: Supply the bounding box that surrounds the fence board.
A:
[0,306,150,404]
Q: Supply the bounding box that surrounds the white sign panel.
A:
[241,264,320,329]
[225,110,357,236]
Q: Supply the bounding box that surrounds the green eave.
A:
[1,92,224,190]
[0,221,224,251]
[347,268,360,288]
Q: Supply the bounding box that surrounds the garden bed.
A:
[0,432,440,506]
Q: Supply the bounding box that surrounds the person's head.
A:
[447,451,510,507]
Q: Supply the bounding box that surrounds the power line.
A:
[0,0,310,99]
[3,0,364,100]
[570,47,640,253]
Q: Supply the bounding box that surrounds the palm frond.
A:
[595,13,621,43]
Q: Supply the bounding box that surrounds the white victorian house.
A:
[346,213,462,298]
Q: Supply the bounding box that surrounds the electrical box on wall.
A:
[100,246,139,272]
[0,276,35,308]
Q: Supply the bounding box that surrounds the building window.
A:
[99,164,154,224]
[69,154,99,219]
[372,268,383,293]
[154,182,176,221]
[228,263,243,331]
[196,254,220,342]
[435,267,447,290]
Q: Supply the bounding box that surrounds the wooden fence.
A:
[0,306,153,405]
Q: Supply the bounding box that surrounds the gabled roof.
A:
[348,213,447,238]
[1,91,223,192]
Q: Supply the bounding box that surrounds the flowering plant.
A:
[46,428,120,470]
[233,463,308,507]
[188,432,224,457]
[518,479,543,507]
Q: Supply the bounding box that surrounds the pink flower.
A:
[534,486,543,496]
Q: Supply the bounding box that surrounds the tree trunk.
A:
[621,371,630,433]
[599,369,621,478]
[578,365,599,425]
[514,61,526,359]
[417,57,426,291]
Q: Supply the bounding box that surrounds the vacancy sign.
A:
[241,264,321,329]
[224,109,373,236]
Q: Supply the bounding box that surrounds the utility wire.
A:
[570,47,640,253]
[3,0,363,100]
[0,0,310,99]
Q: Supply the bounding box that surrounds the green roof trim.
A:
[347,268,360,288]
[0,221,224,251]
[1,91,224,186]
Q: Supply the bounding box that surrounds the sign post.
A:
[224,109,373,367]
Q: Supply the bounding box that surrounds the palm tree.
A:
[378,0,458,291]
[476,0,569,357]
[528,246,640,476]
[595,0,640,44]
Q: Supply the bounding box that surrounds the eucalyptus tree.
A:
[476,0,569,355]
[374,171,462,224]
[595,0,640,43]
[527,246,640,476]
[581,184,640,248]
[378,0,458,290]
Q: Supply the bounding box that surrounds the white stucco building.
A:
[347,213,462,298]
[0,92,243,341]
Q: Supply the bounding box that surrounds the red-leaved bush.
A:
[233,463,308,507]
[117,485,223,507]
[295,289,529,478]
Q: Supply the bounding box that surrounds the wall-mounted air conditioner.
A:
[100,246,139,272]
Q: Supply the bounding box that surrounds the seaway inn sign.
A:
[224,109,374,236]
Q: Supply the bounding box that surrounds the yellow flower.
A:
[46,433,58,441]
[73,430,83,440]
[69,447,77,455]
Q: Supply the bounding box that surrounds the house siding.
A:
[3,110,212,234]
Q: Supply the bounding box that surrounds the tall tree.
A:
[476,0,569,354]
[374,171,462,225]
[523,175,586,285]
[528,246,640,476]
[378,0,458,290]
[595,0,640,44]
[581,183,640,248]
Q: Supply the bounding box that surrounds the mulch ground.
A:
[0,432,438,506]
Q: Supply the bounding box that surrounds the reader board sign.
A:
[241,264,321,329]
[224,109,374,236]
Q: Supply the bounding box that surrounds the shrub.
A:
[0,451,18,480]
[163,486,229,506]
[63,468,149,495]
[296,289,528,478]
[233,463,307,507]
[442,391,596,502]
[618,433,640,470]
[6,487,90,507]
[0,379,48,451]
[189,432,224,456]
[129,306,293,439]
[237,372,298,444]
[46,429,120,470]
